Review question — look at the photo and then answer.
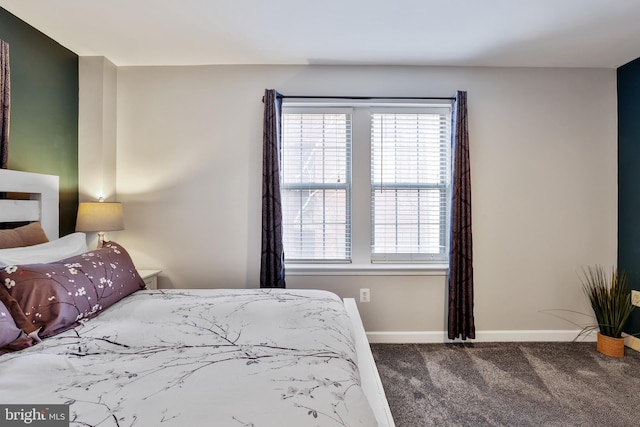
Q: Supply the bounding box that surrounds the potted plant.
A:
[580,265,635,357]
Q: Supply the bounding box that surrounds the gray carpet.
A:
[370,342,640,427]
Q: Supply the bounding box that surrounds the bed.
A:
[0,170,394,427]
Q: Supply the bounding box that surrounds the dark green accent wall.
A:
[618,56,640,336]
[0,7,78,236]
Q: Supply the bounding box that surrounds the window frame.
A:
[281,100,452,274]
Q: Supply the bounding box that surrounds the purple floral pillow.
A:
[0,241,145,338]
[0,300,33,352]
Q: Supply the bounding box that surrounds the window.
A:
[281,102,452,267]
[281,109,352,261]
[370,111,451,262]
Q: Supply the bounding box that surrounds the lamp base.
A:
[97,232,106,249]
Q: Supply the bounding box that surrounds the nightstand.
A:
[137,269,162,290]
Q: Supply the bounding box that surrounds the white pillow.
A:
[0,232,88,266]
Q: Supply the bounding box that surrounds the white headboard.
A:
[0,169,59,240]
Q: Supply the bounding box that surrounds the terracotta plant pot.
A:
[596,332,625,357]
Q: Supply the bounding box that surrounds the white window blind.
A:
[370,111,451,262]
[281,110,352,262]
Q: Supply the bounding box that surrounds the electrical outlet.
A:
[360,288,370,303]
[632,290,640,307]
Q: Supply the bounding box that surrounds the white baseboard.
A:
[366,329,596,343]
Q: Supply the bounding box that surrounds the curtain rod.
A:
[262,95,456,102]
[279,95,455,100]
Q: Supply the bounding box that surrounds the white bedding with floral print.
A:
[0,288,377,426]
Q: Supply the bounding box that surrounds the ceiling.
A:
[2,0,640,68]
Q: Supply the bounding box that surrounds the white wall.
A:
[108,64,617,338]
[78,57,118,249]
[78,57,117,202]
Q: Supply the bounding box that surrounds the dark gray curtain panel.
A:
[0,40,9,169]
[448,90,475,340]
[260,89,286,288]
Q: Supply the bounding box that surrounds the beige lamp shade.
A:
[76,202,124,232]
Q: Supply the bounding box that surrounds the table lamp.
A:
[75,199,124,248]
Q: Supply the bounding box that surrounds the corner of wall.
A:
[78,56,118,202]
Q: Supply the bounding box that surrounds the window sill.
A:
[285,263,448,276]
